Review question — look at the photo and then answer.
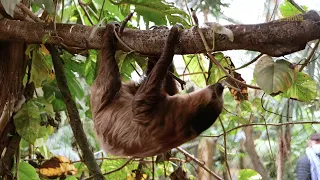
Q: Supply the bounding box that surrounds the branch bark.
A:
[0,11,319,57]
[47,45,104,180]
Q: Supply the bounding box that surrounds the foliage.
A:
[279,0,308,17]
[253,55,297,95]
[238,169,262,180]
[14,98,54,143]
[18,162,40,180]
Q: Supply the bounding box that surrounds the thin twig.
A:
[206,60,213,85]
[183,0,193,26]
[84,157,133,179]
[119,12,134,35]
[179,72,208,76]
[299,40,320,71]
[176,147,222,180]
[201,121,320,138]
[98,0,106,21]
[169,72,186,87]
[182,54,196,79]
[233,53,263,70]
[260,115,275,160]
[261,93,292,118]
[17,3,43,22]
[103,157,133,175]
[130,62,141,77]
[196,55,208,82]
[190,9,260,90]
[47,45,104,180]
[218,117,232,180]
[78,0,94,25]
[288,0,306,13]
[113,28,135,52]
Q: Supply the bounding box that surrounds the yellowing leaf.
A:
[281,72,317,102]
[39,156,77,179]
[31,47,54,87]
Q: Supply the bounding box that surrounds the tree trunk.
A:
[197,138,216,180]
[243,115,269,179]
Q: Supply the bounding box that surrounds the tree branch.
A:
[47,45,105,180]
[176,147,222,180]
[0,11,319,57]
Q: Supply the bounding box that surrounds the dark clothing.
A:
[297,155,312,180]
[297,154,320,180]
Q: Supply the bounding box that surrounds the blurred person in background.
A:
[296,133,320,180]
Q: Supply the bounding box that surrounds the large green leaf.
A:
[65,68,85,100]
[30,46,54,88]
[14,98,54,143]
[207,53,230,84]
[93,0,125,20]
[43,82,66,111]
[1,0,21,17]
[101,158,138,179]
[115,0,190,26]
[115,51,147,81]
[281,72,317,102]
[18,162,40,180]
[33,0,55,14]
[116,51,136,81]
[254,55,296,95]
[83,57,96,85]
[238,169,261,180]
[279,0,308,18]
[183,55,207,88]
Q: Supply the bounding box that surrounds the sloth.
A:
[91,23,224,157]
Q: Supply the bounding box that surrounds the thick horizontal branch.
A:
[0,11,320,57]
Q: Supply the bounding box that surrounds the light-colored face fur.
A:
[91,81,223,157]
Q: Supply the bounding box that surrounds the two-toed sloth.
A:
[91,24,224,157]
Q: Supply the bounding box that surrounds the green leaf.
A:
[101,158,138,179]
[43,82,66,111]
[93,0,125,20]
[240,100,252,112]
[41,34,51,44]
[216,144,225,153]
[33,0,55,14]
[183,55,207,88]
[229,115,248,124]
[63,52,85,75]
[281,72,317,102]
[238,169,262,180]
[1,0,21,17]
[207,53,230,84]
[254,55,296,95]
[14,99,54,143]
[116,51,135,81]
[60,4,77,23]
[30,47,54,88]
[18,162,40,180]
[279,0,308,18]
[65,68,85,100]
[116,0,190,26]
[65,177,77,180]
[83,57,96,85]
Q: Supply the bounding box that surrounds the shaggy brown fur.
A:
[91,24,224,157]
